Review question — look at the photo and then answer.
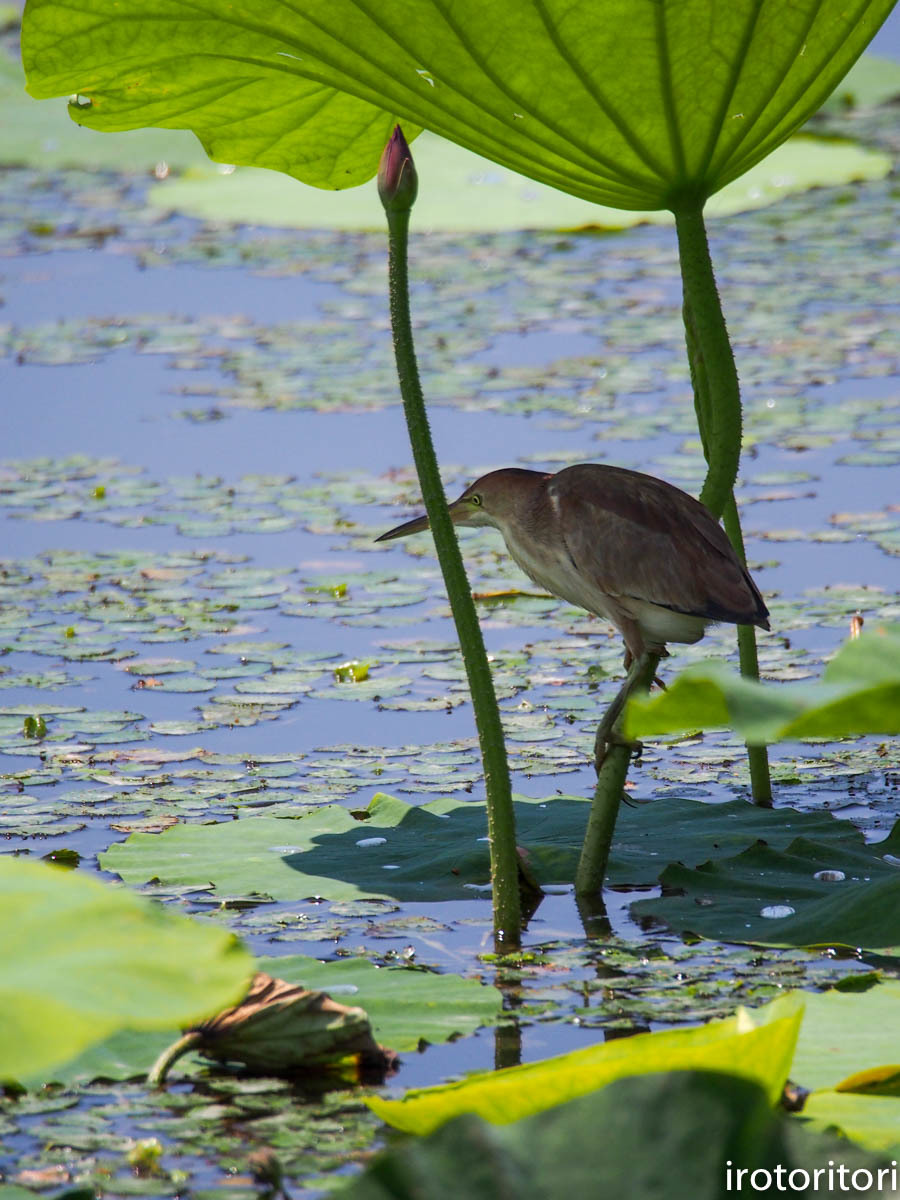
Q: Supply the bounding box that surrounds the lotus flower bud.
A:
[378,125,418,213]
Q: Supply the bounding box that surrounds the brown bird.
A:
[377,463,769,764]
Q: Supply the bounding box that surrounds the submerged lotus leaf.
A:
[22,1,893,210]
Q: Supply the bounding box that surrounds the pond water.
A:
[1,81,899,1199]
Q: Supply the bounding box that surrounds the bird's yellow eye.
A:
[470,494,482,507]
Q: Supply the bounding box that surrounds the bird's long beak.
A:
[375,511,431,542]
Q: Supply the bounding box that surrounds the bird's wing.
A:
[550,466,768,626]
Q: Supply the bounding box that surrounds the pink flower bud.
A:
[378,124,418,213]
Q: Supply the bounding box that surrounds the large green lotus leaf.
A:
[630,822,900,954]
[41,954,500,1085]
[21,0,421,190]
[367,992,802,1133]
[21,0,894,206]
[352,1072,890,1200]
[626,625,900,744]
[145,132,890,231]
[99,793,864,903]
[0,857,253,1081]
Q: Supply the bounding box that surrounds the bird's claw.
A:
[593,730,643,773]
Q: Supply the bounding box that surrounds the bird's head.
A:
[375,468,544,542]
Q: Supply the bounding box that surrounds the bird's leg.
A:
[622,645,666,691]
[593,655,645,772]
[578,649,663,896]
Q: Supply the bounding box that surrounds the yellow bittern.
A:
[377,464,769,765]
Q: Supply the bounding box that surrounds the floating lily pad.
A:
[821,53,900,110]
[631,821,900,954]
[123,658,197,676]
[100,793,877,904]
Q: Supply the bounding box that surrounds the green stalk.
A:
[722,494,773,804]
[384,204,521,947]
[673,203,741,521]
[148,1030,202,1086]
[678,212,773,804]
[575,652,660,896]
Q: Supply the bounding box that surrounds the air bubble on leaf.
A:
[813,869,846,882]
[269,845,302,855]
[883,855,900,868]
[760,905,795,919]
[356,837,387,848]
[463,882,492,892]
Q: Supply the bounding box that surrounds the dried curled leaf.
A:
[149,972,396,1084]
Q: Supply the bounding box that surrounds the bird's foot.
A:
[593,727,643,773]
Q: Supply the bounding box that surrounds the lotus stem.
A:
[381,136,521,948]
[674,202,741,521]
[147,1030,202,1087]
[679,221,773,805]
